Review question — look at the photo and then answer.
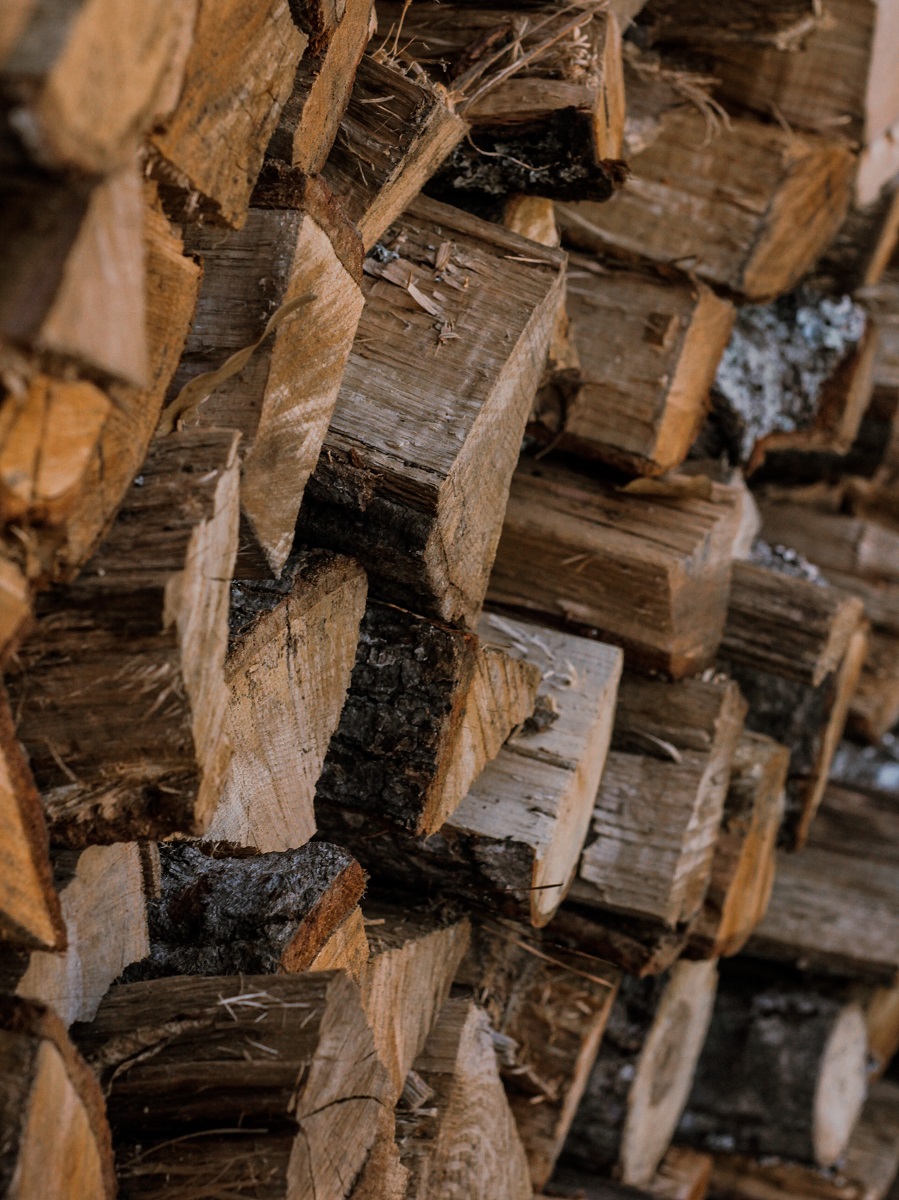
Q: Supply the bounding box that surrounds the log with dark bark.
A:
[532,253,735,477]
[315,601,541,837]
[680,961,869,1169]
[550,902,694,979]
[638,0,823,48]
[488,456,742,678]
[74,971,394,1200]
[7,429,239,846]
[0,995,116,1200]
[297,195,565,629]
[562,960,719,1188]
[321,51,466,250]
[206,551,367,851]
[572,674,746,929]
[166,175,364,575]
[686,732,789,960]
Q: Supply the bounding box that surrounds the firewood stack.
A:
[1,1,899,1197]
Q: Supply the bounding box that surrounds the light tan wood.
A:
[648,1147,712,1200]
[850,627,899,742]
[573,675,746,928]
[206,552,367,851]
[687,732,789,959]
[557,108,854,302]
[534,253,734,476]
[7,430,239,846]
[15,844,148,1026]
[0,996,116,1200]
[865,981,899,1081]
[504,196,561,248]
[322,51,466,250]
[0,555,30,663]
[308,905,369,982]
[398,997,533,1200]
[149,0,307,227]
[298,195,565,629]
[169,183,364,574]
[489,458,741,678]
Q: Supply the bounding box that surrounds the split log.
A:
[0,995,116,1200]
[813,182,899,295]
[850,627,899,742]
[318,615,620,925]
[504,196,561,248]
[572,674,746,928]
[0,555,29,663]
[1,164,147,385]
[488,457,741,678]
[6,428,240,845]
[397,996,533,1200]
[686,732,789,960]
[168,176,364,575]
[562,960,719,1187]
[297,195,565,629]
[0,0,193,174]
[0,685,64,951]
[648,1148,713,1200]
[532,253,735,477]
[360,902,471,1100]
[556,110,854,303]
[5,843,149,1026]
[865,980,899,1082]
[321,51,466,250]
[267,0,373,176]
[315,601,541,837]
[680,962,869,1168]
[121,842,365,980]
[205,551,367,851]
[308,905,369,981]
[149,0,307,228]
[74,971,394,1200]
[550,903,693,979]
[638,0,823,48]
[709,1079,899,1200]
[457,918,621,1191]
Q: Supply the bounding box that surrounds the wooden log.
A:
[0,554,29,663]
[307,904,369,981]
[4,843,149,1026]
[488,457,741,678]
[457,918,621,1191]
[532,252,735,477]
[638,0,823,48]
[321,51,466,250]
[166,176,364,575]
[685,732,789,960]
[0,0,193,173]
[297,195,565,629]
[205,551,367,851]
[0,685,64,951]
[397,996,533,1200]
[6,429,240,846]
[850,627,899,742]
[813,182,899,295]
[708,1079,899,1200]
[0,995,116,1200]
[149,0,307,228]
[0,163,147,385]
[316,601,541,837]
[562,960,719,1187]
[359,902,471,1100]
[572,674,746,928]
[120,842,365,980]
[550,902,693,979]
[74,971,394,1200]
[556,110,854,303]
[864,979,899,1082]
[680,962,869,1169]
[267,0,373,176]
[648,1148,713,1200]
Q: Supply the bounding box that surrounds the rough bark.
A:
[638,0,823,48]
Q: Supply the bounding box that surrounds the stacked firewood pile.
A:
[2,0,899,1197]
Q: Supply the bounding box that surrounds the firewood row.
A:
[1,1,898,1198]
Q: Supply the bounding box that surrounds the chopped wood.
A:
[814,183,899,295]
[397,996,533,1200]
[168,178,364,575]
[74,971,394,1200]
[6,429,239,845]
[297,195,565,629]
[563,960,719,1187]
[557,110,854,302]
[639,0,823,48]
[307,905,370,981]
[572,674,746,928]
[550,902,693,979]
[321,51,467,249]
[850,627,899,742]
[206,551,366,851]
[648,1147,713,1200]
[0,995,116,1200]
[489,457,741,678]
[533,252,735,477]
[686,731,789,960]
[681,962,869,1169]
[504,196,561,247]
[149,0,308,228]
